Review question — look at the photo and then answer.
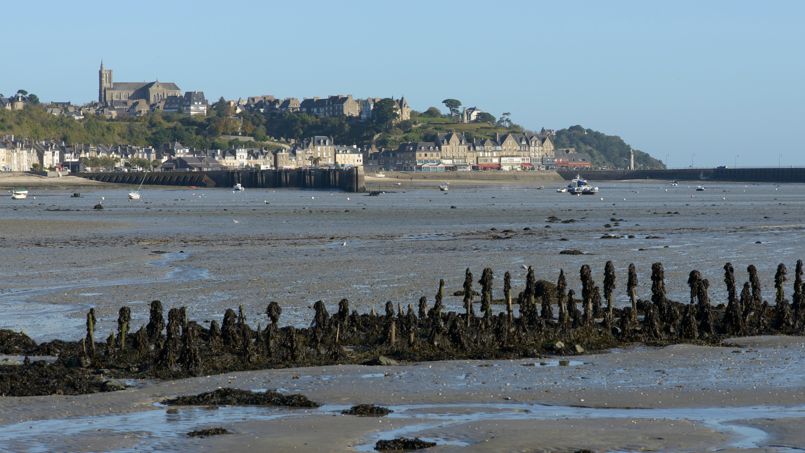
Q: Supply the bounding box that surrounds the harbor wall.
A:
[80,167,366,192]
[558,167,805,183]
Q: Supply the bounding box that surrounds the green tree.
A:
[423,106,442,117]
[474,112,496,124]
[371,98,399,132]
[442,99,462,117]
[497,112,512,128]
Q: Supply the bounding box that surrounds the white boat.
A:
[566,175,599,195]
[374,172,386,178]
[696,185,705,192]
[671,180,679,187]
[439,183,449,192]
[10,188,28,200]
[556,187,568,193]
[233,183,245,192]
[128,172,148,200]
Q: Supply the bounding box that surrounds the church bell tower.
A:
[99,60,113,104]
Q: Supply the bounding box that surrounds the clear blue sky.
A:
[2,0,803,167]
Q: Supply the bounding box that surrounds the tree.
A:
[423,106,442,117]
[497,112,512,128]
[371,98,399,132]
[474,112,496,124]
[442,99,462,117]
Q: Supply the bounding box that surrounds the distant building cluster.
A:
[97,62,208,118]
[239,95,410,122]
[373,131,562,172]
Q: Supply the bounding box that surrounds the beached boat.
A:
[566,175,599,195]
[10,188,28,200]
[696,185,705,192]
[233,183,245,192]
[439,183,449,192]
[374,172,386,178]
[128,172,147,200]
[556,187,568,193]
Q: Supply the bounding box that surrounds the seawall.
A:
[80,167,366,192]
[558,167,805,183]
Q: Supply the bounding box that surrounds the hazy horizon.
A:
[1,0,803,168]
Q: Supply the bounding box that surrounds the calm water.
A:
[1,181,803,341]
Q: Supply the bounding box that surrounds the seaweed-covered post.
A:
[463,268,474,326]
[580,264,594,326]
[117,306,131,352]
[775,263,787,305]
[504,271,513,324]
[146,300,165,345]
[418,297,428,320]
[556,270,568,327]
[432,279,445,317]
[479,268,494,319]
[222,308,239,351]
[603,261,616,321]
[748,265,762,309]
[85,308,96,359]
[525,266,536,307]
[697,279,714,335]
[774,263,793,330]
[160,308,181,370]
[651,262,667,315]
[627,263,638,323]
[567,289,580,327]
[722,263,745,334]
[687,271,701,305]
[180,321,202,375]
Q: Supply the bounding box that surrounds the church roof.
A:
[111,82,149,91]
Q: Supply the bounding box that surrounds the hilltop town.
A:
[0,63,664,174]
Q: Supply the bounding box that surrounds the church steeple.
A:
[98,60,112,105]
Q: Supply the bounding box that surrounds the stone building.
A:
[98,62,181,106]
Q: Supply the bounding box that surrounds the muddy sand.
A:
[0,173,105,189]
[0,336,802,451]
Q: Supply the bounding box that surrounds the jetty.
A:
[80,167,366,192]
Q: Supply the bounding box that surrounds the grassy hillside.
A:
[1,106,666,169]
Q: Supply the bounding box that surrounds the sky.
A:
[1,0,803,168]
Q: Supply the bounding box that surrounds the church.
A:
[98,62,181,106]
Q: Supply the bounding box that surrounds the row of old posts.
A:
[81,167,365,192]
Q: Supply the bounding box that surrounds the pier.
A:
[80,167,366,192]
[559,167,805,183]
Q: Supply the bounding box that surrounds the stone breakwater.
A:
[2,260,805,396]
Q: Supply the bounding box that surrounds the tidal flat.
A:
[1,180,804,451]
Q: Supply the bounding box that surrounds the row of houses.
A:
[373,132,566,171]
[240,95,411,122]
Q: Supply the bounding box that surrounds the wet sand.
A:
[2,181,805,450]
[0,336,802,451]
[0,173,105,189]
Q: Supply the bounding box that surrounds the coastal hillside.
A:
[1,104,665,169]
[553,125,665,169]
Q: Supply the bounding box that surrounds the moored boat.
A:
[566,175,599,195]
[10,188,28,200]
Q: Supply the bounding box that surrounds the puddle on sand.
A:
[2,402,803,452]
[348,403,805,452]
[0,252,211,341]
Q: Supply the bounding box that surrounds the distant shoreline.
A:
[365,170,565,190]
[0,173,105,189]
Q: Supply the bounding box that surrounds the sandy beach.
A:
[0,336,802,451]
[0,173,105,189]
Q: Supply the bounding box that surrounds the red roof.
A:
[477,163,501,170]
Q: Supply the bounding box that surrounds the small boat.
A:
[10,188,28,200]
[233,183,245,192]
[671,180,679,187]
[556,187,568,193]
[374,172,386,178]
[696,185,705,192]
[566,175,599,195]
[439,183,449,192]
[128,171,148,200]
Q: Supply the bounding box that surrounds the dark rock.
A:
[187,427,230,438]
[342,404,393,417]
[163,388,319,408]
[560,249,584,255]
[375,437,436,451]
